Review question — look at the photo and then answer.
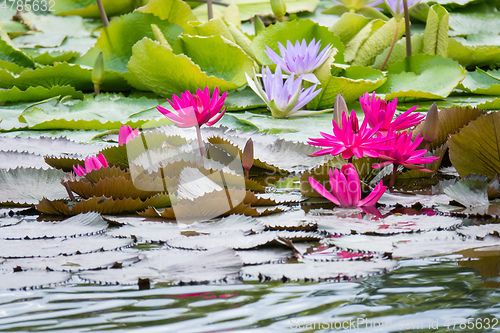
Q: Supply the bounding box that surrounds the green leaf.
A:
[76,12,184,73]
[448,112,500,178]
[26,50,79,65]
[135,0,199,34]
[344,19,385,63]
[19,94,163,130]
[459,69,500,95]
[0,62,130,92]
[53,0,139,17]
[444,179,489,208]
[307,63,386,109]
[0,39,35,69]
[372,34,424,70]
[251,19,344,65]
[447,37,500,69]
[351,18,405,67]
[0,86,83,104]
[127,37,255,97]
[192,0,320,22]
[448,11,500,37]
[224,86,266,110]
[376,54,466,100]
[329,12,371,45]
[192,18,235,42]
[423,4,449,57]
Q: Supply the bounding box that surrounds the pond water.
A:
[1,256,499,332]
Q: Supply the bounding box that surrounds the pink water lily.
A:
[73,154,108,177]
[157,87,227,128]
[373,131,439,187]
[308,110,392,160]
[309,163,386,208]
[360,92,424,135]
[118,125,139,146]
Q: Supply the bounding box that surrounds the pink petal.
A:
[309,177,340,205]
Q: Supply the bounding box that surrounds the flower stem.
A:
[195,126,206,157]
[94,84,100,96]
[207,0,214,20]
[380,24,399,71]
[389,165,398,188]
[403,0,411,58]
[96,0,109,27]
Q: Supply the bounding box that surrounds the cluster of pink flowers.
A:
[73,153,109,177]
[308,91,438,210]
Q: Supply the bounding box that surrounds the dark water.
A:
[0,257,499,332]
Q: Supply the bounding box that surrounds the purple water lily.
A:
[245,66,322,118]
[265,39,334,83]
[384,0,419,20]
[332,0,384,11]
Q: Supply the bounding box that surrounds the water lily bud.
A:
[422,102,439,146]
[92,52,104,96]
[242,138,254,179]
[334,94,347,129]
[254,15,265,34]
[270,0,287,21]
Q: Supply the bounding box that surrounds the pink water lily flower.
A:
[360,92,424,135]
[373,131,438,171]
[265,38,333,83]
[309,163,386,208]
[73,154,109,177]
[308,110,392,160]
[118,125,139,146]
[157,87,227,128]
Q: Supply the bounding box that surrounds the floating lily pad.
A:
[127,36,255,97]
[0,85,83,104]
[0,136,103,157]
[54,0,139,17]
[447,37,500,69]
[0,167,67,205]
[37,193,172,216]
[0,250,141,273]
[79,247,242,285]
[448,112,500,178]
[242,258,398,281]
[0,212,108,239]
[167,230,322,250]
[0,234,133,258]
[107,220,183,243]
[0,39,35,69]
[459,69,500,95]
[0,269,71,290]
[0,151,50,170]
[179,214,265,234]
[448,11,500,37]
[376,54,466,100]
[136,0,198,33]
[443,178,489,208]
[235,248,294,265]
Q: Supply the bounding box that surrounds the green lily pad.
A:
[136,0,199,34]
[329,12,371,45]
[26,50,79,65]
[376,54,466,100]
[19,94,162,130]
[459,69,500,95]
[448,11,500,37]
[76,12,184,73]
[0,39,35,69]
[192,0,320,22]
[307,63,386,109]
[448,112,500,178]
[127,37,255,97]
[0,62,130,92]
[372,34,424,70]
[344,19,385,64]
[0,85,83,104]
[224,86,267,111]
[443,179,489,208]
[251,19,344,65]
[447,37,500,69]
[53,0,139,17]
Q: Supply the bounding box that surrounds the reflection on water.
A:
[0,257,499,332]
